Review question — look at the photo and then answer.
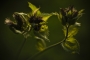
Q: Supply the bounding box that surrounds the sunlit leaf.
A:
[68,27,78,37]
[78,9,84,15]
[28,2,41,15]
[61,37,80,53]
[77,9,84,20]
[42,13,53,21]
[59,13,62,20]
[34,26,50,42]
[63,23,80,37]
[35,36,46,51]
[39,25,49,42]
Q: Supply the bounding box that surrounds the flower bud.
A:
[60,6,84,26]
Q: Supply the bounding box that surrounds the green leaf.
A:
[63,23,80,37]
[78,9,84,15]
[33,26,50,42]
[68,26,78,37]
[77,9,84,20]
[61,37,80,53]
[59,13,62,20]
[67,10,72,16]
[35,36,46,51]
[28,2,41,15]
[42,13,53,21]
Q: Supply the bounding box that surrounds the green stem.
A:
[63,25,69,42]
[27,41,62,60]
[16,38,26,60]
[27,25,69,60]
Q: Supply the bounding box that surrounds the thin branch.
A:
[27,41,63,60]
[16,38,27,60]
[27,25,69,60]
[63,25,69,42]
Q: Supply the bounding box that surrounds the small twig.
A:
[27,41,63,60]
[16,38,27,60]
[27,25,69,60]
[63,25,69,42]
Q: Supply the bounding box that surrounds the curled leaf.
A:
[5,12,31,38]
[34,25,49,51]
[61,37,80,53]
[5,19,22,34]
[33,26,50,42]
[35,36,46,51]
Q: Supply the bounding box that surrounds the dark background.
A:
[0,0,90,60]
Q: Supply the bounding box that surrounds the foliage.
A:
[4,2,84,60]
[59,6,84,53]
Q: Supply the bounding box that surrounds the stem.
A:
[27,41,62,60]
[63,25,69,42]
[27,25,69,60]
[16,38,26,60]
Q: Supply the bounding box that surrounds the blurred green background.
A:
[0,0,90,60]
